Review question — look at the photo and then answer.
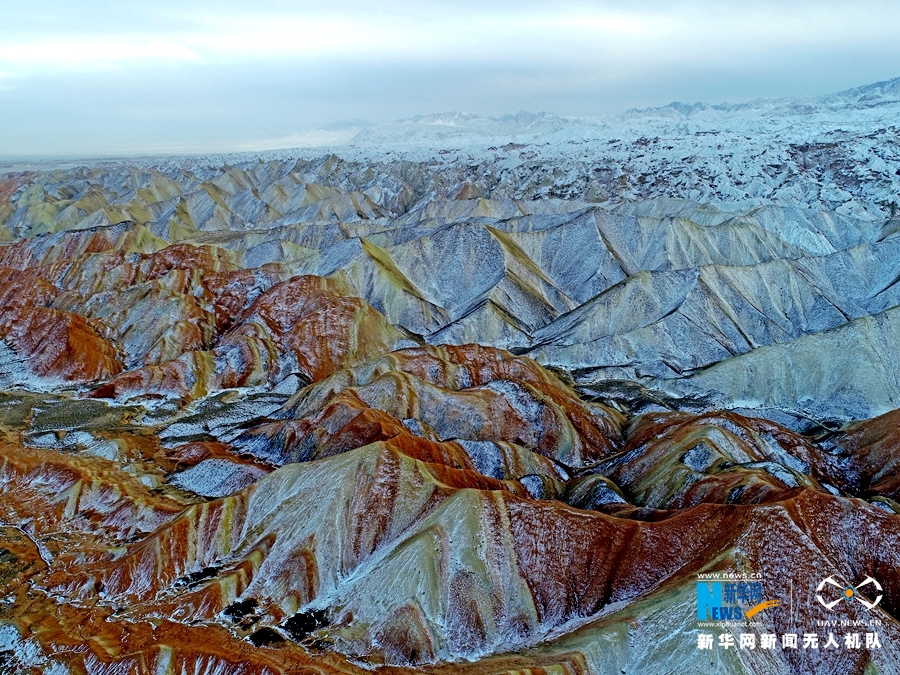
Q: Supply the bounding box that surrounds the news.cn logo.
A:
[816,576,883,611]
[697,580,779,621]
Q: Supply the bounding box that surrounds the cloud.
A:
[3,1,896,75]
[0,0,898,155]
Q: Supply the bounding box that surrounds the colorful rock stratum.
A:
[1,79,900,675]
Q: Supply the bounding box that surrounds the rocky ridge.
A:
[0,77,899,674]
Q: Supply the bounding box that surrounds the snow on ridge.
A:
[3,77,899,219]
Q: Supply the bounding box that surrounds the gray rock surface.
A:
[169,458,268,498]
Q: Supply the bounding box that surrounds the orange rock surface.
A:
[2,432,898,673]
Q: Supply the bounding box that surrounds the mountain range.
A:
[0,77,899,675]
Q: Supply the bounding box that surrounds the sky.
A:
[1,0,899,157]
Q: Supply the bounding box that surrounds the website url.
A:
[697,572,763,580]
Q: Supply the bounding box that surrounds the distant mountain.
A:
[625,76,900,119]
[344,76,900,137]
[349,110,601,144]
[320,118,375,131]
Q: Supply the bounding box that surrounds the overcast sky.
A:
[1,0,898,157]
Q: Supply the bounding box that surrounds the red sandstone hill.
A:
[0,208,897,674]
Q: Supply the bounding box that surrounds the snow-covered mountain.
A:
[338,77,900,218]
[108,75,898,220]
[5,77,899,218]
[348,110,599,143]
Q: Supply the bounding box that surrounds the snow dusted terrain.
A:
[8,78,899,218]
[208,76,900,219]
[2,78,900,427]
[1,77,900,675]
